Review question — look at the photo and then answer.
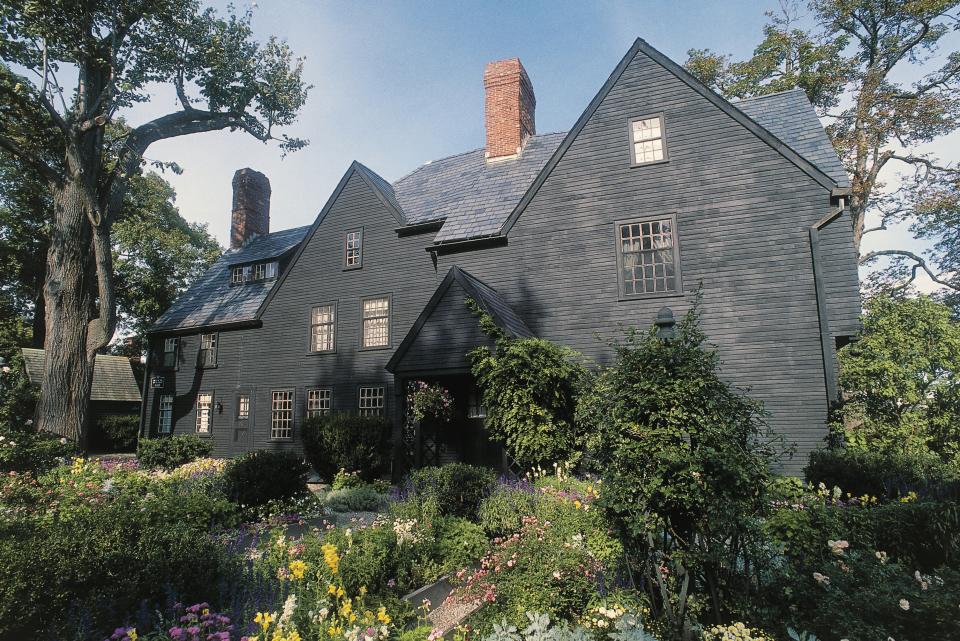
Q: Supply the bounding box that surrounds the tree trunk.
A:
[34,181,96,447]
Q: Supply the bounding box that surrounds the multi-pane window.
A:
[629,115,666,165]
[311,304,336,352]
[237,394,250,420]
[467,389,487,419]
[252,263,267,281]
[231,266,245,284]
[195,392,212,434]
[618,218,679,296]
[161,337,178,368]
[271,390,294,439]
[345,230,362,268]
[359,386,385,416]
[199,333,218,368]
[307,388,332,418]
[158,394,174,433]
[361,297,389,348]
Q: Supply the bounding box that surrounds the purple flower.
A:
[168,627,185,640]
[187,626,201,636]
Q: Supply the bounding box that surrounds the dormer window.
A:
[230,261,277,284]
[231,266,244,284]
[345,229,363,269]
[629,114,667,166]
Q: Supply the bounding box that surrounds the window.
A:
[307,388,332,418]
[345,229,363,268]
[161,337,178,368]
[629,114,666,165]
[199,333,218,368]
[359,386,385,416]
[617,217,681,296]
[195,392,212,434]
[251,261,277,281]
[237,394,250,420]
[361,296,390,348]
[231,266,245,284]
[467,389,487,419]
[158,395,174,433]
[310,304,336,352]
[271,390,294,439]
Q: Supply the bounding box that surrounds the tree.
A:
[685,0,960,294]
[0,1,309,444]
[837,294,960,457]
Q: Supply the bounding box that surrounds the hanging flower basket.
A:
[407,380,455,423]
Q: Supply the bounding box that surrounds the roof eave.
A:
[147,318,263,336]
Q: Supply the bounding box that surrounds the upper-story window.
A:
[198,333,218,368]
[161,337,178,368]
[231,261,277,284]
[311,304,336,352]
[231,266,244,284]
[629,114,667,166]
[345,229,363,268]
[616,216,681,297]
[361,296,390,348]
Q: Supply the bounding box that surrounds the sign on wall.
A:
[150,376,165,389]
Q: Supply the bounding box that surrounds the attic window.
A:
[345,229,363,269]
[231,266,244,284]
[231,261,277,284]
[629,114,667,166]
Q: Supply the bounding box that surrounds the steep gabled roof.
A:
[386,266,533,373]
[734,89,849,188]
[353,161,407,224]
[22,348,141,402]
[150,225,310,333]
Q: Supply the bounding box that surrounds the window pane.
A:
[362,297,389,347]
[238,394,249,419]
[345,230,362,266]
[307,388,331,418]
[359,386,385,416]
[196,393,212,434]
[311,304,335,352]
[618,219,677,295]
[271,390,293,439]
[159,395,174,433]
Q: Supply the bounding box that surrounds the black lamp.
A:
[654,307,676,341]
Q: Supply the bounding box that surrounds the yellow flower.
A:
[321,543,340,574]
[359,585,367,596]
[128,630,138,641]
[376,606,391,624]
[574,500,582,509]
[254,611,275,632]
[288,560,307,580]
[328,584,338,595]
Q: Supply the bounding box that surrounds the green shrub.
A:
[91,414,139,452]
[478,483,539,537]
[804,448,960,501]
[136,434,212,470]
[324,484,386,512]
[301,414,391,480]
[224,449,309,508]
[0,428,74,474]
[332,468,365,490]
[436,516,488,576]
[406,463,497,521]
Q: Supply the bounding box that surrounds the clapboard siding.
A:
[143,45,860,475]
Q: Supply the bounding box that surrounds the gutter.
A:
[809,196,847,406]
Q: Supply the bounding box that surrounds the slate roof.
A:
[392,132,566,242]
[21,348,141,402]
[150,225,310,332]
[734,89,849,188]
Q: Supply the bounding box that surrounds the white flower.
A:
[280,593,297,624]
[60,437,67,444]
[813,572,830,586]
[24,419,32,426]
[899,598,910,611]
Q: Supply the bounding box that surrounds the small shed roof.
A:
[21,348,141,402]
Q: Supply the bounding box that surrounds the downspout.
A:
[809,196,846,406]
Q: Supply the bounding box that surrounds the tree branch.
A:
[0,133,61,184]
[859,249,958,291]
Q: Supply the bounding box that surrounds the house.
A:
[140,39,860,475]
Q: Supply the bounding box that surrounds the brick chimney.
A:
[230,168,271,249]
[484,58,536,160]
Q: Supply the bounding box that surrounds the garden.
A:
[1,297,958,641]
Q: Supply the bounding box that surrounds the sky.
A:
[130,0,958,292]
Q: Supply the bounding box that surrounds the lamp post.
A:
[654,307,676,341]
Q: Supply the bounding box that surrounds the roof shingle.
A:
[21,348,141,402]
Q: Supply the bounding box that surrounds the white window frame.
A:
[271,389,294,440]
[615,214,683,299]
[361,295,390,349]
[310,303,336,353]
[231,266,245,284]
[195,392,213,434]
[358,386,385,416]
[307,388,332,418]
[158,394,174,433]
[344,229,363,269]
[237,394,250,420]
[199,333,218,368]
[161,337,178,369]
[628,113,668,166]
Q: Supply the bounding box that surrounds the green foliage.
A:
[805,448,960,501]
[478,484,540,538]
[324,484,386,513]
[301,414,392,481]
[136,434,212,470]
[581,307,774,637]
[467,299,585,470]
[837,295,960,458]
[0,461,238,639]
[481,611,660,641]
[224,450,309,508]
[332,468,366,490]
[406,463,497,521]
[0,428,74,474]
[91,413,140,452]
[0,351,37,431]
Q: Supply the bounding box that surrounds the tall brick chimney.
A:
[484,58,536,160]
[230,168,271,249]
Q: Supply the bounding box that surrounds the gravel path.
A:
[428,595,482,635]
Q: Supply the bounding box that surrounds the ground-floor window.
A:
[467,388,487,419]
[359,386,385,416]
[158,394,174,433]
[237,394,250,419]
[195,392,212,434]
[271,390,294,439]
[307,388,331,418]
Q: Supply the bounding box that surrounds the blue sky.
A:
[133,1,956,293]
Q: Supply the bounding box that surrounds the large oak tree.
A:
[685,0,960,295]
[0,1,309,445]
